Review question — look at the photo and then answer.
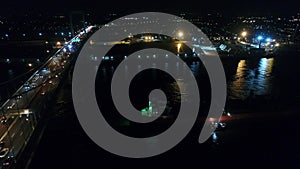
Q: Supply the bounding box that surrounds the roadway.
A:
[0,25,97,168]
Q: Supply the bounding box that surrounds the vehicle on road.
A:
[2,156,15,167]
[31,83,37,88]
[16,95,22,100]
[0,142,5,151]
[7,102,15,109]
[40,91,46,95]
[24,84,31,91]
[209,110,232,131]
[0,148,9,158]
[1,116,7,124]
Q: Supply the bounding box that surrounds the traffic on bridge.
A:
[0,25,97,168]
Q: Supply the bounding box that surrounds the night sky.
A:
[0,0,299,16]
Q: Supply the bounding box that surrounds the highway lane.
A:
[2,43,68,115]
[0,25,97,168]
[0,115,34,168]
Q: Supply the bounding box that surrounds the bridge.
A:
[0,25,97,168]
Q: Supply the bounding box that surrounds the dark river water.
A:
[95,51,300,111]
[224,53,300,105]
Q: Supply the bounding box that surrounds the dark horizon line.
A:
[1,9,299,18]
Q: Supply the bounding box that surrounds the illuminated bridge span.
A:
[0,25,97,169]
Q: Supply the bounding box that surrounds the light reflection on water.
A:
[120,59,191,104]
[228,58,275,100]
[99,57,277,102]
[254,58,274,95]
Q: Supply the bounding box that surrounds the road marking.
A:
[11,132,16,138]
[0,118,20,141]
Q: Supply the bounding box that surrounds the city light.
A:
[266,37,272,42]
[177,31,184,38]
[68,44,73,49]
[24,109,30,114]
[28,63,33,67]
[241,31,247,37]
[257,35,263,40]
[89,40,95,45]
[72,37,81,43]
[177,43,182,53]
